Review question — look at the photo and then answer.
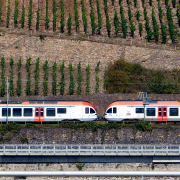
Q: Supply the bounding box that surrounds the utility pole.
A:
[7,77,9,124]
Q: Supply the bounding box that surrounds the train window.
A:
[57,108,66,114]
[90,108,95,114]
[24,108,32,116]
[46,108,55,116]
[40,108,43,116]
[170,108,178,116]
[13,108,22,117]
[2,108,11,116]
[113,107,117,113]
[146,108,155,116]
[85,107,89,114]
[107,108,112,113]
[136,108,144,113]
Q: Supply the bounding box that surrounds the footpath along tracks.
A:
[0,144,180,156]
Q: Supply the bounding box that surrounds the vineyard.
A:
[0,56,103,97]
[0,0,180,43]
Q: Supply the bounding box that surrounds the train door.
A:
[70,107,77,118]
[158,107,167,121]
[35,107,44,121]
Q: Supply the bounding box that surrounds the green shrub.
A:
[86,64,90,94]
[96,0,102,34]
[60,60,65,95]
[53,0,57,32]
[68,63,75,95]
[45,0,50,30]
[152,8,159,43]
[104,0,111,37]
[1,57,5,97]
[21,135,29,144]
[43,60,48,96]
[36,5,40,31]
[6,0,10,28]
[21,3,25,28]
[25,58,32,96]
[0,0,2,25]
[14,0,18,27]
[9,57,14,96]
[135,11,141,21]
[60,0,65,33]
[28,0,33,29]
[114,10,119,36]
[74,0,79,32]
[76,163,85,171]
[34,58,39,95]
[81,0,87,34]
[67,13,72,35]
[52,62,57,95]
[90,0,96,35]
[138,23,143,37]
[77,62,82,94]
[16,58,22,96]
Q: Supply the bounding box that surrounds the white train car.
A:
[0,100,97,122]
[105,100,180,122]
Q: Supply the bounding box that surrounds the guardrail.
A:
[0,145,180,156]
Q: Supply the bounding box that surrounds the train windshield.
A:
[90,108,95,114]
[107,108,112,113]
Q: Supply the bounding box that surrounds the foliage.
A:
[95,61,100,93]
[90,0,96,35]
[34,58,39,95]
[36,5,40,31]
[114,10,119,36]
[28,0,33,29]
[14,0,18,27]
[96,0,102,34]
[9,57,14,97]
[149,0,152,6]
[165,0,169,6]
[134,0,137,7]
[86,64,90,94]
[130,20,135,38]
[77,62,82,95]
[104,0,111,37]
[161,23,167,44]
[68,63,75,95]
[45,0,50,30]
[133,120,154,132]
[16,58,22,96]
[6,0,10,28]
[141,0,144,7]
[135,11,141,21]
[1,57,5,97]
[60,60,65,95]
[158,6,163,23]
[120,6,128,39]
[52,62,57,95]
[21,3,25,28]
[172,0,176,8]
[144,7,147,20]
[152,8,159,43]
[21,135,29,144]
[76,163,85,171]
[177,5,180,27]
[145,17,153,42]
[74,0,79,32]
[39,34,46,41]
[25,58,32,96]
[138,23,143,37]
[67,13,72,35]
[43,60,48,96]
[0,0,2,25]
[81,0,87,34]
[53,0,57,32]
[60,0,65,33]
[167,6,177,43]
[128,5,132,21]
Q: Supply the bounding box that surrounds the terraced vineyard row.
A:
[0,0,180,43]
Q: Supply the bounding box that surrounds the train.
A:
[0,100,97,122]
[104,100,180,122]
[1,99,180,123]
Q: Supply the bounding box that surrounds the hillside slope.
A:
[0,0,180,43]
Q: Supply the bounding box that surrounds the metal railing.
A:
[0,145,180,156]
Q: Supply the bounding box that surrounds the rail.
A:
[0,145,180,156]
